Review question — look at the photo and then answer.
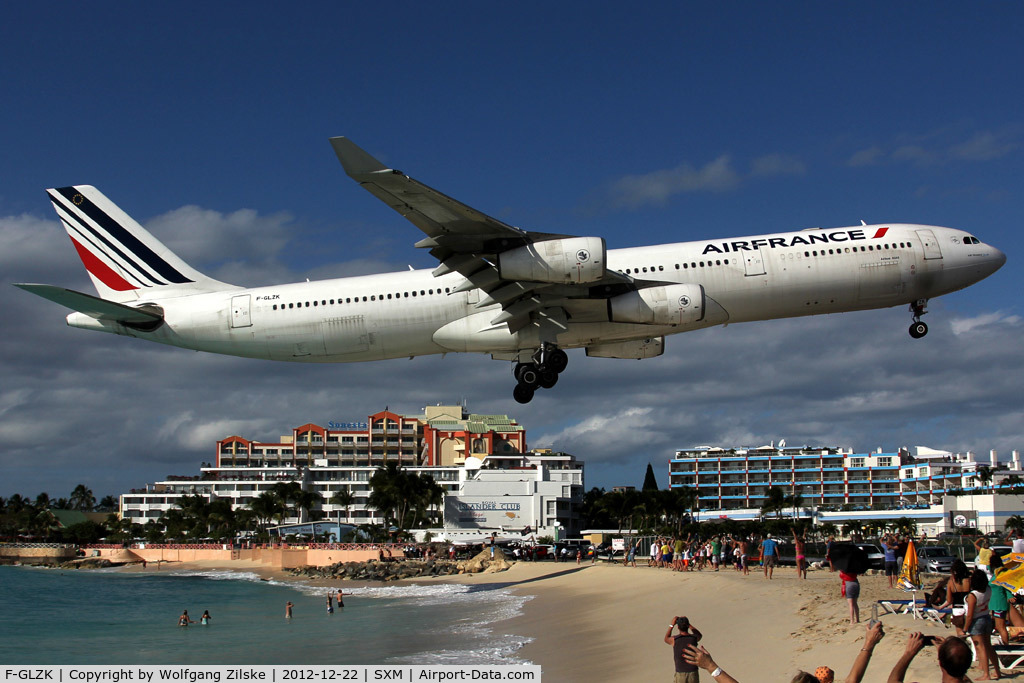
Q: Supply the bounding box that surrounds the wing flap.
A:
[14,283,164,324]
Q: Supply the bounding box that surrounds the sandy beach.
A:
[125,558,1010,681]
[439,560,1009,682]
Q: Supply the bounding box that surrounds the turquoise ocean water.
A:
[0,565,532,665]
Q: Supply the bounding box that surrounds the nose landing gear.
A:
[909,299,929,339]
[512,344,569,403]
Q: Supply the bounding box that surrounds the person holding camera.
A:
[664,616,703,683]
[886,632,972,683]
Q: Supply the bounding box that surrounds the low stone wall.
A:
[87,546,405,569]
[0,545,77,565]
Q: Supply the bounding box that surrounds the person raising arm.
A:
[842,621,885,683]
[683,643,739,683]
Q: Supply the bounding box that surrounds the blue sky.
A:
[1,4,1022,499]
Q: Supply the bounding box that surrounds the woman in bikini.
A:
[793,527,807,580]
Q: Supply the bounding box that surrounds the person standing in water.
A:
[285,601,294,619]
[178,610,194,627]
[200,610,211,625]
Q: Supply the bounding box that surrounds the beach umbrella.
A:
[992,553,1024,593]
[828,543,870,574]
[897,539,920,589]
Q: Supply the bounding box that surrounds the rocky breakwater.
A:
[291,548,515,582]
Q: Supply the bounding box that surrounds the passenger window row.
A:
[786,242,914,260]
[624,259,731,275]
[271,287,452,311]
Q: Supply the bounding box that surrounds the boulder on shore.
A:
[458,547,513,574]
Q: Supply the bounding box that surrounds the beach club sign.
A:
[444,496,530,529]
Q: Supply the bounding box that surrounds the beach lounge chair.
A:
[876,599,918,616]
[968,637,1024,669]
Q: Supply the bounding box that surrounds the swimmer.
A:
[286,601,293,619]
[200,610,211,625]
[178,610,194,627]
[326,594,334,614]
[336,590,347,608]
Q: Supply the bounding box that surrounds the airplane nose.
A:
[992,246,1007,270]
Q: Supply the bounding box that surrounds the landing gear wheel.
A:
[546,348,568,374]
[909,321,928,339]
[513,383,535,404]
[537,368,559,389]
[516,363,540,387]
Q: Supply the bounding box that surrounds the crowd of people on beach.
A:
[638,531,791,579]
[667,615,983,683]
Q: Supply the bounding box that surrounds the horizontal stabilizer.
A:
[13,283,163,324]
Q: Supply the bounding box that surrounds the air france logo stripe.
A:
[68,236,138,291]
[701,228,892,255]
[53,187,193,285]
[49,192,165,287]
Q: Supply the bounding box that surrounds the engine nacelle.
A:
[497,236,606,284]
[609,283,705,325]
[586,337,664,359]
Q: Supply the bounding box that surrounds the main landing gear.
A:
[909,299,929,339]
[512,344,569,404]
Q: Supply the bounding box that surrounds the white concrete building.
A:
[441,449,585,540]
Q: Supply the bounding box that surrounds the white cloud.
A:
[849,129,1019,169]
[607,155,739,208]
[951,311,1021,336]
[847,146,884,167]
[750,154,806,177]
[949,131,1018,162]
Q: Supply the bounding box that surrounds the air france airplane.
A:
[15,138,1007,403]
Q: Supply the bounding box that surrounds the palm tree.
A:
[270,481,303,523]
[1003,474,1024,494]
[784,489,805,520]
[248,492,284,531]
[975,465,994,491]
[293,489,323,524]
[368,462,407,528]
[69,484,96,511]
[761,486,787,519]
[1005,515,1024,537]
[96,495,118,512]
[330,489,356,525]
[408,474,444,529]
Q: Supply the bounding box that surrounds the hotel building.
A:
[119,404,584,538]
[669,444,1024,533]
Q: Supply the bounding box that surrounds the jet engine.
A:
[497,237,606,284]
[609,283,705,325]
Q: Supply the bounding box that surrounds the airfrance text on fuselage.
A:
[701,229,878,255]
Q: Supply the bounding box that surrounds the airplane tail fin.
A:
[46,185,231,303]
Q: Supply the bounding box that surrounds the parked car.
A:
[990,545,1013,559]
[918,546,956,574]
[532,544,555,560]
[853,543,885,570]
[596,542,624,561]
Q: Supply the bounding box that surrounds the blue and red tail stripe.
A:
[48,187,193,287]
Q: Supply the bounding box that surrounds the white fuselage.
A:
[68,223,1005,362]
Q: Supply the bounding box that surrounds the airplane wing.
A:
[14,283,163,325]
[331,137,645,333]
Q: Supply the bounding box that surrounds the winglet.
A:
[329,137,391,178]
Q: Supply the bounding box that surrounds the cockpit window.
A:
[964,236,981,245]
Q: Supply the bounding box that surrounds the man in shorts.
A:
[664,615,703,683]
[759,533,779,579]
